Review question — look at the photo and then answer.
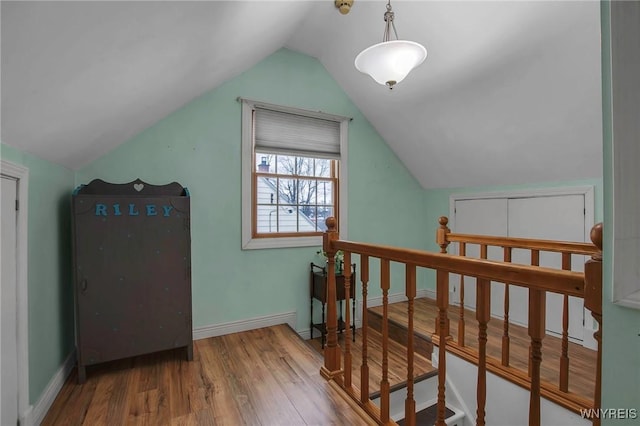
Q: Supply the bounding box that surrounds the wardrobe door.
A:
[74,196,135,366]
[73,195,191,366]
[137,196,192,354]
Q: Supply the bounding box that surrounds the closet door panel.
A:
[454,198,508,315]
[507,195,585,340]
[452,192,587,341]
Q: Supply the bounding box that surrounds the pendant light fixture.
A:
[354,0,427,89]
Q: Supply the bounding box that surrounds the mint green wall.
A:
[422,178,603,291]
[600,2,640,421]
[0,143,75,404]
[76,48,427,331]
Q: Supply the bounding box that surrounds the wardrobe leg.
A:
[77,364,87,384]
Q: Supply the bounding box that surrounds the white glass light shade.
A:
[355,40,427,87]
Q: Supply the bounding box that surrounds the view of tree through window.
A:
[254,152,337,235]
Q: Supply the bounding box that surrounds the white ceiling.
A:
[1,1,603,189]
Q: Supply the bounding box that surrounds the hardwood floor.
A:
[369,297,597,401]
[306,327,437,399]
[42,325,373,426]
[42,297,596,425]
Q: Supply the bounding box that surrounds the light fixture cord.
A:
[382,0,399,42]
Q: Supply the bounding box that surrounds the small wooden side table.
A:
[310,262,356,348]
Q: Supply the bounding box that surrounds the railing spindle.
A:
[560,252,572,392]
[529,249,540,378]
[436,269,449,426]
[405,264,417,426]
[531,249,540,266]
[502,247,512,367]
[459,242,466,347]
[476,278,491,426]
[343,251,353,389]
[480,244,488,260]
[380,259,391,423]
[360,255,370,404]
[528,288,546,426]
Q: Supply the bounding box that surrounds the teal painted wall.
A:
[600,2,640,422]
[0,143,75,403]
[76,48,428,332]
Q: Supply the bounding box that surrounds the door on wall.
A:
[1,175,19,426]
[452,198,508,315]
[453,192,588,341]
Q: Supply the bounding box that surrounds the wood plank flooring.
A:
[369,297,597,401]
[42,325,373,426]
[306,327,437,399]
[42,297,595,424]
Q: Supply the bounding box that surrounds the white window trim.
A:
[240,99,349,250]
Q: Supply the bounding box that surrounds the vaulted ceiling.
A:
[1,1,603,189]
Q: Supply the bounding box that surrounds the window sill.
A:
[242,235,322,250]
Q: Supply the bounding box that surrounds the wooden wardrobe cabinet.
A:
[72,179,193,383]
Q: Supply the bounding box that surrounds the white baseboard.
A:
[193,311,297,341]
[420,288,436,300]
[298,328,312,340]
[27,350,76,426]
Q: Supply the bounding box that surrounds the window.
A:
[241,99,349,249]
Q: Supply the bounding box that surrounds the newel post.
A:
[437,216,451,253]
[584,223,603,426]
[321,217,342,380]
[435,216,452,336]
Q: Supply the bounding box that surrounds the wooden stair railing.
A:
[320,216,603,426]
[437,216,601,414]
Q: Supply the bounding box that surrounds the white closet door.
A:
[1,176,19,426]
[453,198,508,316]
[507,195,586,340]
[452,193,586,341]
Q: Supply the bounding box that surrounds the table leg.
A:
[321,302,326,349]
[339,300,344,334]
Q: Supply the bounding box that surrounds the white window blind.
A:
[254,107,341,159]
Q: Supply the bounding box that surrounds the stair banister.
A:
[360,255,370,404]
[321,217,341,380]
[435,269,450,425]
[319,216,601,426]
[404,263,417,426]
[343,250,353,389]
